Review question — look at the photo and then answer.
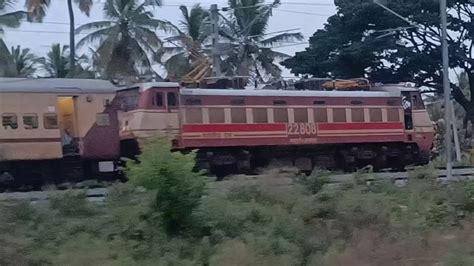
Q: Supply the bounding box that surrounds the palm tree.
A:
[25,0,92,77]
[164,4,209,81]
[0,0,27,76]
[9,45,39,77]
[219,0,303,81]
[76,0,171,80]
[40,43,70,78]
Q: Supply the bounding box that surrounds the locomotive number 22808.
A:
[287,123,317,135]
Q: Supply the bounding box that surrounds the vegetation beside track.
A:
[1,140,474,265]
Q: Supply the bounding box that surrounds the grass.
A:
[1,166,474,265]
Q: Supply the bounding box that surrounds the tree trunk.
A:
[67,0,75,78]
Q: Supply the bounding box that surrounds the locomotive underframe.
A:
[193,142,428,179]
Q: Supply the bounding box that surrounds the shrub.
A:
[49,191,97,217]
[298,169,330,195]
[126,138,207,235]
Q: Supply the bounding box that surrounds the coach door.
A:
[57,96,78,155]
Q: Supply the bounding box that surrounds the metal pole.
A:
[440,0,453,178]
[210,4,222,78]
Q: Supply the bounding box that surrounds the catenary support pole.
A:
[210,4,222,78]
[440,0,453,179]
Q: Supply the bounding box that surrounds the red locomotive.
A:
[118,80,434,176]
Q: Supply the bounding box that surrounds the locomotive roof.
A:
[0,78,119,94]
[180,88,401,98]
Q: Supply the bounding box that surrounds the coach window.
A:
[253,108,268,123]
[351,108,365,123]
[185,108,202,124]
[333,108,346,123]
[23,114,38,129]
[209,108,225,123]
[154,92,164,107]
[387,108,400,122]
[369,108,383,122]
[231,108,247,123]
[313,108,328,123]
[43,113,59,129]
[294,108,308,123]
[274,108,289,123]
[2,113,18,129]
[167,92,177,107]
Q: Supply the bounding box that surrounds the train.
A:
[0,77,434,188]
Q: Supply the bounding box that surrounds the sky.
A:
[2,0,337,77]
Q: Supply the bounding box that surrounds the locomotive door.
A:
[402,92,413,130]
[57,96,78,154]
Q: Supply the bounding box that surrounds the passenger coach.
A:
[0,78,120,189]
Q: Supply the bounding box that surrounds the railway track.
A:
[1,167,474,203]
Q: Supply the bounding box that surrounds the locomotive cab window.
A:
[23,114,38,129]
[2,113,18,129]
[44,113,59,129]
[412,93,425,109]
[154,92,164,107]
[167,92,177,107]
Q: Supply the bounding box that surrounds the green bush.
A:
[126,138,207,235]
[49,191,97,217]
[298,169,330,194]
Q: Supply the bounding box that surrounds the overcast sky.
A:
[3,0,336,76]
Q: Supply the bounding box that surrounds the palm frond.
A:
[74,0,92,16]
[0,11,27,28]
[75,20,115,34]
[24,0,49,22]
[76,24,119,48]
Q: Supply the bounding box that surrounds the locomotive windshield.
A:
[117,87,140,111]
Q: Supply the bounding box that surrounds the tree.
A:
[282,0,474,121]
[127,138,206,235]
[0,0,27,76]
[219,0,303,81]
[25,0,92,77]
[75,0,171,80]
[163,4,209,81]
[9,45,39,77]
[40,43,69,78]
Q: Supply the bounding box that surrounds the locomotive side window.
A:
[2,113,18,129]
[333,108,346,122]
[274,108,289,123]
[167,92,177,107]
[23,114,38,129]
[294,108,308,123]
[313,108,328,123]
[351,108,364,122]
[185,108,202,123]
[43,113,59,129]
[387,108,400,122]
[369,108,383,122]
[412,94,425,109]
[154,92,164,107]
[253,108,268,123]
[209,108,225,123]
[96,113,110,126]
[231,108,247,123]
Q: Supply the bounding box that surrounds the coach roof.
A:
[0,78,119,93]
